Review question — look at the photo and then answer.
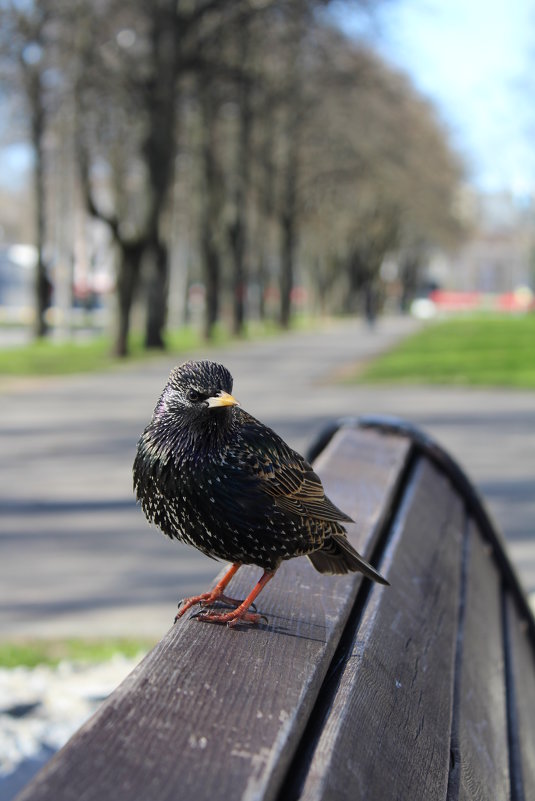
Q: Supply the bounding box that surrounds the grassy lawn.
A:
[0,328,206,377]
[0,638,156,668]
[0,319,293,377]
[354,314,535,388]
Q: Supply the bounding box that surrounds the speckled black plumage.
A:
[133,360,387,624]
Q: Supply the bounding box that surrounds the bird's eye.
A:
[187,389,201,402]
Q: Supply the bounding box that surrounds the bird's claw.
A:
[200,599,257,613]
[174,594,256,622]
[191,608,268,627]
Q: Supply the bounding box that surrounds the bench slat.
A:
[296,458,464,800]
[458,523,509,801]
[16,428,410,801]
[505,593,535,798]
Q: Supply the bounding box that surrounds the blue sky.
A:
[338,0,535,195]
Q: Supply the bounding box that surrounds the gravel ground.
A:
[0,656,143,801]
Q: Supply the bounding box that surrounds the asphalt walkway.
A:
[1,315,534,639]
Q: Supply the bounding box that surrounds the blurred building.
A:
[435,189,535,294]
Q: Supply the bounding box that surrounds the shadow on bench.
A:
[15,418,535,801]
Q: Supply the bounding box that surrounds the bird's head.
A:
[153,360,239,447]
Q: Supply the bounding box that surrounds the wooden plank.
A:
[297,458,465,801]
[16,428,411,801]
[457,521,510,801]
[505,593,535,799]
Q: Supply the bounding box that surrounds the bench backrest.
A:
[16,419,535,801]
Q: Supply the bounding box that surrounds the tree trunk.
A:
[29,68,49,338]
[145,238,168,349]
[199,85,223,341]
[203,237,220,341]
[280,209,295,329]
[228,21,252,337]
[345,251,364,315]
[256,249,267,321]
[255,101,276,322]
[115,241,144,357]
[141,2,178,350]
[77,131,145,358]
[279,120,299,328]
[278,4,304,329]
[400,254,421,313]
[229,217,246,335]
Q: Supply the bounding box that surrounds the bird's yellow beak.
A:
[206,391,239,408]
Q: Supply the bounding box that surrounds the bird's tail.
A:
[308,534,389,585]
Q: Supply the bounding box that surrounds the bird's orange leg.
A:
[175,563,243,622]
[193,569,276,627]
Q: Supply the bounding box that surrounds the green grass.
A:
[0,319,306,378]
[0,327,210,377]
[354,314,535,388]
[0,638,156,668]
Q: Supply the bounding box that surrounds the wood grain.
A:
[505,592,535,799]
[297,457,465,801]
[16,428,411,801]
[457,521,510,801]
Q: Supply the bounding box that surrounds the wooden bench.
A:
[16,418,535,801]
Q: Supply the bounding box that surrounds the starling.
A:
[133,360,388,627]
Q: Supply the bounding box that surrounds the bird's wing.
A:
[220,412,353,524]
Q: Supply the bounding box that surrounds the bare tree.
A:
[72,0,181,355]
[0,0,56,337]
[297,26,465,315]
[0,0,465,349]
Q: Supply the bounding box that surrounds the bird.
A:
[133,360,388,627]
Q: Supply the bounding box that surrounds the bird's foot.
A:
[174,592,255,623]
[202,594,257,612]
[175,592,214,622]
[175,568,274,628]
[192,607,268,628]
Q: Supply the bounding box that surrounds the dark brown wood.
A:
[297,458,465,801]
[457,521,510,801]
[357,415,535,648]
[15,428,411,801]
[505,593,535,798]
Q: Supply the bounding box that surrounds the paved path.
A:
[1,315,534,639]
